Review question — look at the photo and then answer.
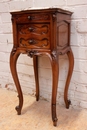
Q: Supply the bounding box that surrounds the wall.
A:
[0,0,87,109]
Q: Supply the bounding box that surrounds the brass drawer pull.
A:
[28,39,37,44]
[28,16,34,20]
[28,27,34,32]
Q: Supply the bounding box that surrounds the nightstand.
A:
[10,8,74,126]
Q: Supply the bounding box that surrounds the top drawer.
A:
[15,13,50,23]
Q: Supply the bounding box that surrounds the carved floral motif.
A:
[26,50,38,58]
[51,49,58,60]
[11,47,17,55]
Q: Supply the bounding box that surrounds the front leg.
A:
[64,48,74,108]
[10,48,23,115]
[50,52,59,126]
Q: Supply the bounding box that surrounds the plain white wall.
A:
[0,0,87,109]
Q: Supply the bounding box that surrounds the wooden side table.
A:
[10,8,74,126]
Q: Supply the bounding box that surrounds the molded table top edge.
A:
[10,8,73,15]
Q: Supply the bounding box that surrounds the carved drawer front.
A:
[18,24,50,49]
[15,13,50,23]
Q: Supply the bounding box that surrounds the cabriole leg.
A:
[10,49,23,115]
[64,49,74,108]
[50,55,59,126]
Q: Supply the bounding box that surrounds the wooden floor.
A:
[0,88,87,130]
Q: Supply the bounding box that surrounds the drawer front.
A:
[18,24,50,49]
[16,13,50,23]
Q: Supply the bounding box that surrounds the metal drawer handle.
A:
[28,39,37,45]
[29,27,34,32]
[28,16,33,20]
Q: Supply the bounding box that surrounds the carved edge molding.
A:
[58,46,71,55]
[51,47,71,60]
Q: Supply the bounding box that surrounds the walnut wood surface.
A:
[10,8,74,126]
[33,56,39,101]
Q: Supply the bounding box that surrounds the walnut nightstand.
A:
[10,8,74,126]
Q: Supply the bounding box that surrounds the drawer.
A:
[17,24,50,49]
[15,13,50,23]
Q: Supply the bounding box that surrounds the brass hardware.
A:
[29,27,34,32]
[28,16,31,20]
[28,39,37,44]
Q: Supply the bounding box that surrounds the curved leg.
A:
[10,49,23,115]
[33,56,39,101]
[64,49,74,108]
[50,55,59,126]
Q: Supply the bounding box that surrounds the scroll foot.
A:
[66,100,71,109]
[15,106,21,115]
[53,118,58,126]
